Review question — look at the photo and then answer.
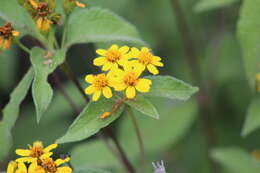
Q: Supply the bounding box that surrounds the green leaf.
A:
[64,7,146,49]
[0,0,39,36]
[194,0,238,12]
[145,75,198,100]
[74,169,111,173]
[0,122,12,161]
[237,0,260,90]
[241,97,260,136]
[126,95,159,119]
[56,98,125,144]
[2,68,34,129]
[30,48,66,122]
[211,148,259,173]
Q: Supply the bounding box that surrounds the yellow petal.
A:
[141,47,150,52]
[15,149,31,156]
[153,56,161,61]
[16,157,36,163]
[40,152,53,159]
[147,64,159,75]
[4,39,11,49]
[96,49,107,56]
[119,46,129,54]
[92,91,101,101]
[36,18,43,30]
[133,63,145,77]
[152,61,164,67]
[113,83,127,91]
[56,167,72,173]
[109,44,119,51]
[28,0,38,9]
[102,62,113,71]
[93,57,106,66]
[7,161,17,173]
[28,163,45,173]
[75,1,86,8]
[85,85,95,95]
[85,75,94,83]
[102,86,112,98]
[41,19,51,31]
[43,143,58,153]
[126,86,136,99]
[130,47,140,57]
[55,157,70,166]
[17,162,27,173]
[12,31,20,37]
[135,78,151,92]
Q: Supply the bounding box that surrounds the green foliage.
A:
[145,75,199,100]
[63,7,146,49]
[0,123,12,161]
[211,148,259,173]
[126,95,159,119]
[56,98,125,144]
[242,96,260,136]
[30,48,66,122]
[74,169,111,173]
[194,0,238,12]
[237,0,260,90]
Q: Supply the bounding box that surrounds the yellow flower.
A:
[7,161,27,173]
[85,73,114,101]
[110,63,152,99]
[130,47,164,75]
[29,154,72,173]
[94,44,130,71]
[0,23,20,49]
[257,73,260,92]
[15,141,58,160]
[36,17,53,32]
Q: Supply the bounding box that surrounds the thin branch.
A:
[15,39,30,54]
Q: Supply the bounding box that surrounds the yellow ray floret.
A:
[130,47,164,75]
[257,73,260,92]
[7,161,27,173]
[94,44,130,71]
[110,63,152,99]
[75,1,86,8]
[36,17,53,32]
[16,141,58,159]
[85,73,114,101]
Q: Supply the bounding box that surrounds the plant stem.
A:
[170,0,218,173]
[128,107,145,173]
[16,39,31,54]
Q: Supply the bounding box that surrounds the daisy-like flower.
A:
[257,73,260,92]
[85,73,113,101]
[15,141,58,160]
[110,63,152,99]
[93,44,130,71]
[7,161,27,173]
[0,23,20,49]
[29,154,72,173]
[130,47,164,75]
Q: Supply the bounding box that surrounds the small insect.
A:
[152,160,166,173]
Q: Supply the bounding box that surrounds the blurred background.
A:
[1,0,259,172]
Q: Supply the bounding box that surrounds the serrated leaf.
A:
[241,97,260,136]
[2,68,34,129]
[56,98,125,144]
[64,7,146,49]
[145,75,198,100]
[194,0,238,12]
[30,48,66,122]
[126,95,159,119]
[0,0,40,37]
[237,0,260,90]
[211,148,259,173]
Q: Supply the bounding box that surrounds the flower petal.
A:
[17,162,27,172]
[136,78,152,92]
[119,46,129,54]
[92,91,101,101]
[93,57,106,66]
[126,86,136,99]
[16,157,36,163]
[7,161,17,173]
[85,75,94,83]
[141,47,150,52]
[109,44,119,51]
[43,143,58,153]
[102,86,112,98]
[57,166,72,173]
[102,62,113,71]
[113,83,127,91]
[96,49,107,56]
[15,149,31,156]
[152,61,164,67]
[147,64,159,75]
[85,85,95,95]
[55,157,70,166]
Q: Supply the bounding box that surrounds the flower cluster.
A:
[85,44,164,101]
[7,141,72,173]
[257,73,260,92]
[0,23,19,50]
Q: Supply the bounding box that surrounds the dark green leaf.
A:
[56,98,125,144]
[145,75,198,100]
[0,122,12,161]
[64,7,146,49]
[242,97,260,136]
[194,0,238,12]
[211,148,259,173]
[30,48,66,122]
[126,95,159,119]
[237,0,260,90]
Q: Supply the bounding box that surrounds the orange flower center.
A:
[124,72,138,86]
[41,158,57,173]
[29,144,44,158]
[93,74,109,89]
[106,50,121,63]
[36,2,50,17]
[138,51,153,65]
